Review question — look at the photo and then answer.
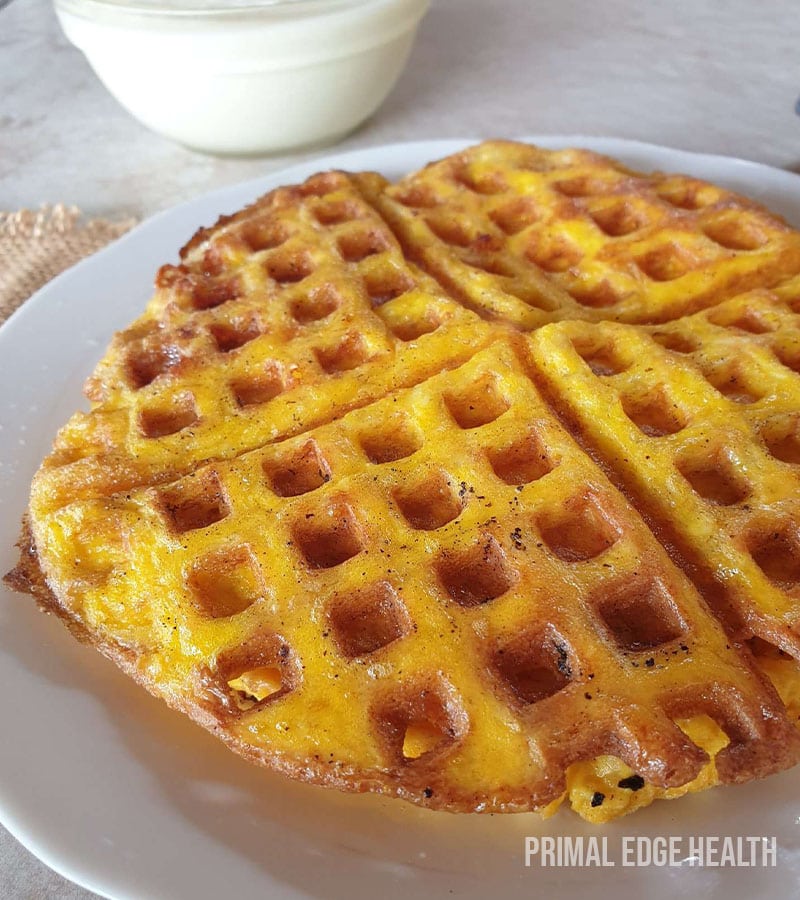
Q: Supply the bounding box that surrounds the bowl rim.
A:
[54,0,400,21]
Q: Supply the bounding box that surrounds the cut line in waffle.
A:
[21,339,800,813]
[33,171,492,513]
[527,320,800,657]
[363,141,800,327]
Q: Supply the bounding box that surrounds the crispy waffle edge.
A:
[4,521,558,813]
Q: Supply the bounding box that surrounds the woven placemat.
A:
[0,205,137,325]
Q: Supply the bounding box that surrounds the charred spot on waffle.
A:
[617,774,645,791]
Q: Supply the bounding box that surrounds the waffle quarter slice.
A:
[528,318,800,657]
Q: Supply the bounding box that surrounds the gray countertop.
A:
[4,0,800,223]
[1,0,799,896]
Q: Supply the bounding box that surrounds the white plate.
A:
[2,137,800,900]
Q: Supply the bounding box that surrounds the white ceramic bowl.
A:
[54,0,430,155]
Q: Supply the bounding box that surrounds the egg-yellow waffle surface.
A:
[9,140,800,823]
[33,170,490,512]
[13,339,800,816]
[364,140,800,327]
[528,313,800,658]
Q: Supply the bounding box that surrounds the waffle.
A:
[9,140,800,823]
[528,313,800,655]
[34,170,489,511]
[363,140,800,326]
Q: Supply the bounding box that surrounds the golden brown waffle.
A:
[9,140,800,822]
[16,339,800,813]
[363,140,800,326]
[34,171,489,511]
[528,313,800,658]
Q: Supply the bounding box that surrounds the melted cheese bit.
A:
[228,666,283,703]
[402,720,443,760]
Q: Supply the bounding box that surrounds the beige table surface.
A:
[1,0,799,896]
